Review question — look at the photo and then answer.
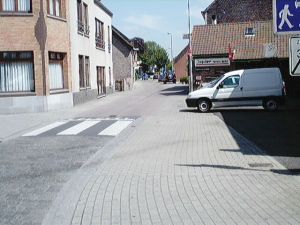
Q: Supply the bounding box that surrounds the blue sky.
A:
[102,0,214,58]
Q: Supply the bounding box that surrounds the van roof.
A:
[225,67,280,76]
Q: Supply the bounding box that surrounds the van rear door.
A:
[242,69,282,98]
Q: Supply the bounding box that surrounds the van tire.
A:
[263,98,278,112]
[197,99,211,113]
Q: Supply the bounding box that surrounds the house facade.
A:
[112,26,137,91]
[0,0,72,113]
[192,0,300,95]
[174,45,188,81]
[70,0,113,105]
[202,0,272,25]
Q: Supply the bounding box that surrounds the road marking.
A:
[98,120,133,136]
[23,121,68,136]
[57,120,101,135]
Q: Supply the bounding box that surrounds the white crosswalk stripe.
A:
[98,120,133,136]
[57,120,101,135]
[22,118,135,137]
[23,121,68,137]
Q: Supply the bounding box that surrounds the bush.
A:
[180,76,189,84]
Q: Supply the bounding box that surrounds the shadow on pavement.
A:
[160,85,189,96]
[216,107,300,170]
[175,164,300,175]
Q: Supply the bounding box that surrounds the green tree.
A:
[139,41,169,72]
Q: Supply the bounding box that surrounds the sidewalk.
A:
[42,110,300,225]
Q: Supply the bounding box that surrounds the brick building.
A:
[0,0,72,113]
[0,0,114,112]
[191,0,300,95]
[112,27,138,91]
[174,45,188,81]
[202,0,272,24]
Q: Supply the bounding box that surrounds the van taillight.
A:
[282,82,286,95]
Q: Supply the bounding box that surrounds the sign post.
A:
[273,0,300,34]
[289,37,300,76]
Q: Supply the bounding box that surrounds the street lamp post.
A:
[188,0,193,92]
[167,32,174,73]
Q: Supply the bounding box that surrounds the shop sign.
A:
[195,58,230,67]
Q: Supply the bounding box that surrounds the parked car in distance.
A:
[186,68,286,112]
[158,74,164,82]
[142,73,148,80]
[163,72,176,84]
[153,74,158,79]
[147,72,154,79]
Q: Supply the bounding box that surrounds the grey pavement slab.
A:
[41,85,300,225]
[1,81,300,225]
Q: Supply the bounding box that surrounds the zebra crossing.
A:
[22,117,135,137]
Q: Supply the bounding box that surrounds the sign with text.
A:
[183,34,192,39]
[273,0,300,34]
[289,37,300,76]
[195,58,230,67]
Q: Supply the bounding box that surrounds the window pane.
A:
[49,63,63,90]
[2,0,15,11]
[49,0,54,15]
[18,0,30,11]
[0,61,34,92]
[84,4,88,25]
[79,56,85,88]
[55,0,60,16]
[85,57,90,87]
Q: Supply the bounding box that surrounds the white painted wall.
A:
[69,0,113,93]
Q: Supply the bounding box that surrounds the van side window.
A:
[222,75,240,88]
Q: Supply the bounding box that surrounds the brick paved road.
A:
[42,86,300,225]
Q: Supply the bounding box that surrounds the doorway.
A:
[97,66,106,96]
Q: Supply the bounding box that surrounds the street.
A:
[0,81,300,225]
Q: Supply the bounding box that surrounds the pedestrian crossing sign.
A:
[289,37,300,76]
[273,0,300,34]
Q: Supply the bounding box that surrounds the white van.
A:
[186,68,286,112]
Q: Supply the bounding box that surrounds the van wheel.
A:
[263,99,278,112]
[198,99,211,113]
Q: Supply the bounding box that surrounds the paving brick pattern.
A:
[43,111,300,225]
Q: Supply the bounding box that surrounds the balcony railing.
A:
[84,25,90,36]
[77,20,84,33]
[78,21,90,36]
[95,36,105,49]
[107,43,111,53]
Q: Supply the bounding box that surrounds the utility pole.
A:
[167,32,174,73]
[188,0,193,92]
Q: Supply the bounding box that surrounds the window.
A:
[95,19,104,49]
[48,0,62,17]
[107,26,111,53]
[0,51,34,93]
[109,67,112,86]
[77,1,89,36]
[0,0,32,12]
[49,52,64,90]
[245,27,255,36]
[221,75,240,88]
[83,3,89,35]
[85,56,90,87]
[79,55,90,89]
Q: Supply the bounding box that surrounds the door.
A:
[213,75,243,107]
[97,67,106,96]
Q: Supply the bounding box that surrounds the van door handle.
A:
[240,87,243,91]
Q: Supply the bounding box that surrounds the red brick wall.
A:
[174,52,188,81]
[205,0,272,24]
[0,0,70,96]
